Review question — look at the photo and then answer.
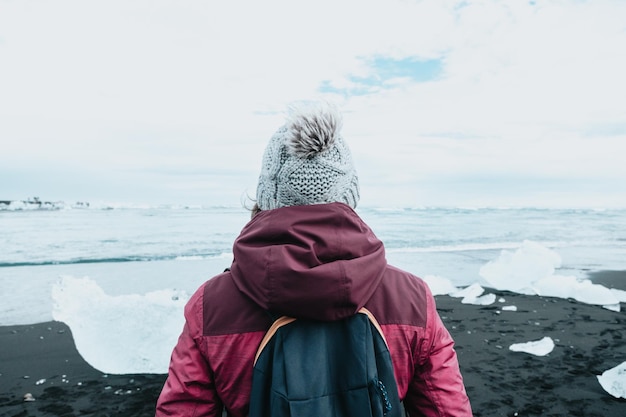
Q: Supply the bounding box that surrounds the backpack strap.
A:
[358,307,389,346]
[254,316,297,364]
[253,307,387,365]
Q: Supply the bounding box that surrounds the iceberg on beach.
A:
[480,240,560,293]
[52,275,188,374]
[509,336,555,356]
[480,240,621,308]
[450,283,496,306]
[611,288,626,302]
[597,361,626,399]
[532,274,620,307]
[423,274,459,296]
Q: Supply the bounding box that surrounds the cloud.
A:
[1,0,625,207]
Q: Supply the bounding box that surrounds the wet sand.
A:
[587,269,626,291]
[1,286,625,416]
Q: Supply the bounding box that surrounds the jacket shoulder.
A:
[365,266,430,328]
[199,271,272,336]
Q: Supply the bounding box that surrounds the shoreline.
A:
[1,290,625,416]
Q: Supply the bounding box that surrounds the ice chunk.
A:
[52,275,188,374]
[597,361,626,399]
[479,241,621,307]
[611,288,626,302]
[450,283,485,299]
[509,336,555,356]
[534,275,619,306]
[423,275,458,296]
[462,293,496,305]
[450,283,495,305]
[480,240,561,292]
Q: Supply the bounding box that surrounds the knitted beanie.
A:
[256,102,360,210]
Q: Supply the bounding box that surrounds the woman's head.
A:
[255,101,360,211]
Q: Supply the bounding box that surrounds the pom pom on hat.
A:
[285,102,343,158]
[256,101,360,210]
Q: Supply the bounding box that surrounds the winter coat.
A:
[156,202,472,417]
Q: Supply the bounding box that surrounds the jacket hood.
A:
[230,203,387,321]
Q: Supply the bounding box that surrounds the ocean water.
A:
[1,204,626,373]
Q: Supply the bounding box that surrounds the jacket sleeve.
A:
[156,287,224,417]
[404,286,472,417]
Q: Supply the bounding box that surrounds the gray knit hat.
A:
[256,102,360,210]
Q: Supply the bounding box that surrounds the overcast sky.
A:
[1,0,625,208]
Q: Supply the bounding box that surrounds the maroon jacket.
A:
[156,203,472,416]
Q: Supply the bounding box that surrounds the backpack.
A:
[249,308,402,417]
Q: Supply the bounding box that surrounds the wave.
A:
[4,238,625,267]
[362,206,626,213]
[386,240,626,254]
[0,252,234,268]
[175,252,232,261]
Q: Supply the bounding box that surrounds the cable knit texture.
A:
[256,103,360,210]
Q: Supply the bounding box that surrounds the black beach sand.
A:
[1,272,625,416]
[0,321,165,416]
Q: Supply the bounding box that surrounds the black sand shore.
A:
[0,321,165,416]
[1,289,625,416]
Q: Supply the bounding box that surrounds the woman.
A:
[156,102,472,416]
